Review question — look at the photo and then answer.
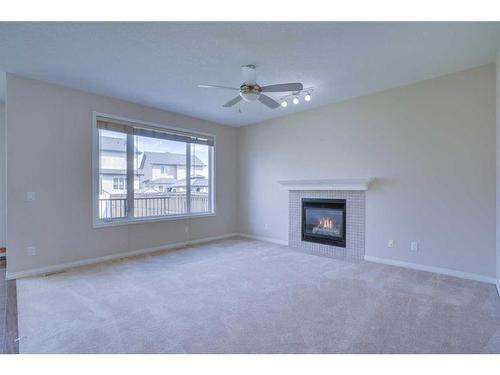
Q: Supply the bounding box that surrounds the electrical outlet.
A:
[27,246,37,256]
[27,192,36,201]
[410,241,419,252]
[388,239,395,248]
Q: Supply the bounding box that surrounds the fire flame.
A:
[319,217,335,229]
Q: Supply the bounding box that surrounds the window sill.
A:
[93,211,216,229]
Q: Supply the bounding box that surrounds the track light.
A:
[280,89,313,108]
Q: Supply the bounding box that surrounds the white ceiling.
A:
[0,22,499,126]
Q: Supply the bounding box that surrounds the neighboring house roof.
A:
[151,178,177,184]
[100,136,126,152]
[170,176,209,188]
[100,168,144,176]
[100,168,126,175]
[101,136,206,166]
[141,151,205,168]
[99,136,141,155]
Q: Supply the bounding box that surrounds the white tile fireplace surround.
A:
[279,178,374,261]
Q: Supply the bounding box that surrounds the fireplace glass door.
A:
[302,199,346,247]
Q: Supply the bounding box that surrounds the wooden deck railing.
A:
[99,194,209,219]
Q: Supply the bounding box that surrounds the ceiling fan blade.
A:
[223,96,243,107]
[198,84,239,91]
[258,94,280,109]
[261,83,304,93]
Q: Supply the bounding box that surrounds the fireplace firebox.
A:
[301,198,346,247]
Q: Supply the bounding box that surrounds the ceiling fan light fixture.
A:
[293,96,299,105]
[304,93,311,102]
[281,100,288,108]
[240,91,260,102]
[239,85,261,102]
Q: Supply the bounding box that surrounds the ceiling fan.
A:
[198,65,303,109]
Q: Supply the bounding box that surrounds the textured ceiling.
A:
[0,22,499,126]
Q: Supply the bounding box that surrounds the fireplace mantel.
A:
[278,178,374,191]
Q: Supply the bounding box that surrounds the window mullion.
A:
[186,143,191,214]
[126,133,135,219]
[209,146,213,213]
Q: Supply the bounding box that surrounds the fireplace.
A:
[302,198,346,248]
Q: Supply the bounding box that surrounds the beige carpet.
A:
[16,237,500,353]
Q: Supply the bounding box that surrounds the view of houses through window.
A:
[97,119,213,222]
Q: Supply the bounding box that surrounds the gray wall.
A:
[237,64,496,278]
[6,74,237,275]
[0,102,4,248]
[497,52,500,287]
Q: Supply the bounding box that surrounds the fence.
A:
[99,194,209,219]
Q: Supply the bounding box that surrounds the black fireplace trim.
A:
[301,198,347,248]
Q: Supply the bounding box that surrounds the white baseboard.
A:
[6,233,239,280]
[236,233,289,246]
[8,232,496,291]
[364,255,496,285]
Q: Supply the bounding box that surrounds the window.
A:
[160,166,168,174]
[94,114,215,226]
[156,165,175,178]
[113,177,125,190]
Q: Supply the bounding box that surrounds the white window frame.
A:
[92,112,216,228]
